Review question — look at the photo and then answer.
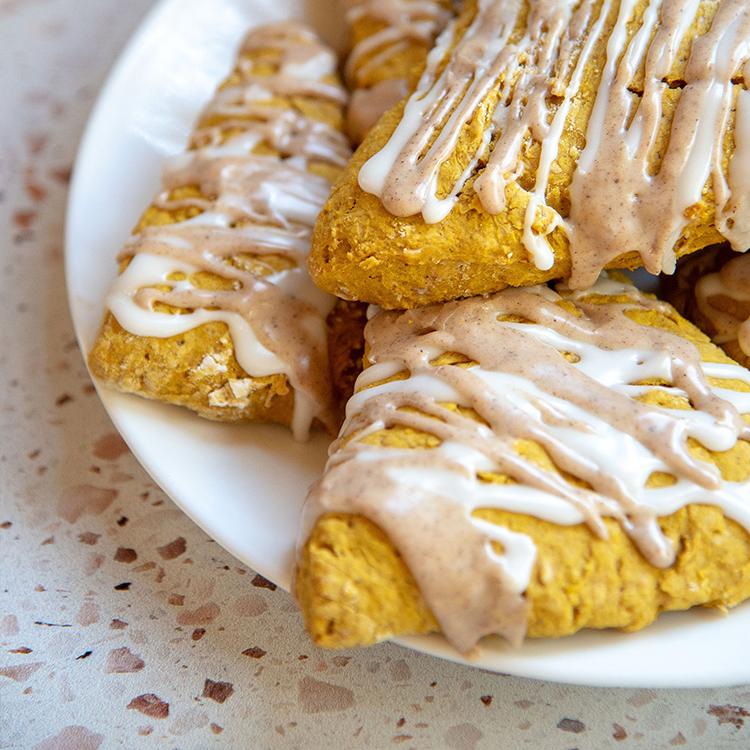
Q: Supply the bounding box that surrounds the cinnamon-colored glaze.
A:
[358,0,750,287]
[103,23,351,438]
[302,276,750,652]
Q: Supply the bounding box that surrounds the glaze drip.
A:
[237,23,347,104]
[104,23,351,439]
[358,0,750,286]
[302,275,750,652]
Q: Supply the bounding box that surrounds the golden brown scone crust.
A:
[89,29,364,431]
[90,315,295,423]
[348,15,438,96]
[90,299,365,429]
[344,2,454,144]
[664,245,750,370]
[310,0,737,309]
[296,294,750,648]
[298,505,750,647]
[346,1,454,92]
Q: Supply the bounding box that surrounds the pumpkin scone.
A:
[89,23,360,440]
[295,275,750,652]
[343,0,454,143]
[664,246,750,370]
[310,0,750,309]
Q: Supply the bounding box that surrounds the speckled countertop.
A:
[1,1,750,748]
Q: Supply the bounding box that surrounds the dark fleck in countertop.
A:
[1,1,749,747]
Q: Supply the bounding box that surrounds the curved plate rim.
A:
[64,0,750,689]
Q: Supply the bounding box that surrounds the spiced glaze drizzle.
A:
[302,276,750,652]
[104,23,351,439]
[358,0,750,288]
[344,0,453,141]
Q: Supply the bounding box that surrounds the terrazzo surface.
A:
[1,0,750,747]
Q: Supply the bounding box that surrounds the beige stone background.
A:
[1,0,750,747]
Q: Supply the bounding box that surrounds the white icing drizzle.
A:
[344,0,453,140]
[344,0,452,82]
[358,0,750,287]
[301,275,750,652]
[717,58,750,250]
[696,252,750,357]
[236,24,347,104]
[103,23,351,440]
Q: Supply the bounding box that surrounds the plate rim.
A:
[64,0,750,689]
[63,0,323,591]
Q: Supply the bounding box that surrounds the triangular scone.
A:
[310,0,750,309]
[89,23,364,439]
[295,275,750,652]
[344,0,454,143]
[665,246,750,370]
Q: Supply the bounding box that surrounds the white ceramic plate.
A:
[65,0,750,688]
